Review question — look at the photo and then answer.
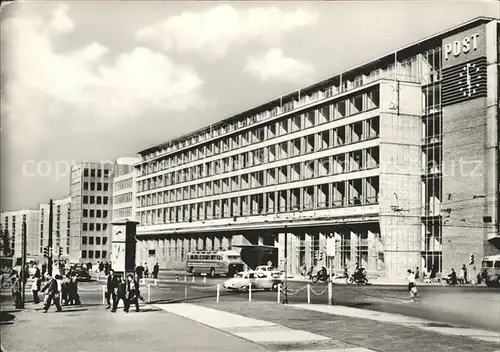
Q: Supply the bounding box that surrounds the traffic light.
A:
[469,253,474,265]
[43,246,49,258]
[58,247,63,257]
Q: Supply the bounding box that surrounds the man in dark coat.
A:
[111,276,126,313]
[124,274,140,313]
[153,263,160,279]
[41,275,62,313]
[106,269,119,309]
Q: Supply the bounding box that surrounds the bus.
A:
[481,254,500,287]
[186,250,245,277]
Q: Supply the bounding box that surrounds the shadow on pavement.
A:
[0,311,15,324]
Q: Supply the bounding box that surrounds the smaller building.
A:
[1,209,40,259]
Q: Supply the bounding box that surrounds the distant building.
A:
[69,158,137,264]
[39,197,71,260]
[112,168,138,223]
[0,209,40,259]
[133,17,500,278]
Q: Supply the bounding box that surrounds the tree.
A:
[0,228,12,257]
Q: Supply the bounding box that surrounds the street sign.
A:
[326,237,335,256]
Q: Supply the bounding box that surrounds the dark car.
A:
[71,265,91,282]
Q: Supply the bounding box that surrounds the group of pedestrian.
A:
[105,270,144,313]
[133,262,160,279]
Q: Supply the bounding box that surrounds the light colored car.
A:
[223,271,282,292]
[254,265,282,278]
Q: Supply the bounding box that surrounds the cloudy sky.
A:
[1,1,498,211]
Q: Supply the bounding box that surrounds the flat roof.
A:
[139,16,497,156]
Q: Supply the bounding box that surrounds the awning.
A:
[232,244,277,250]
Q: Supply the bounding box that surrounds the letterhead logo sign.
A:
[442,57,487,107]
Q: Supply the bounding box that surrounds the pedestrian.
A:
[41,263,47,279]
[11,273,22,309]
[462,264,468,284]
[406,269,417,302]
[61,275,70,305]
[67,275,80,305]
[32,273,41,304]
[104,262,109,276]
[111,276,126,313]
[153,263,159,279]
[415,267,420,281]
[124,274,140,313]
[449,268,458,285]
[106,269,118,309]
[41,274,62,313]
[144,263,149,278]
[98,261,104,274]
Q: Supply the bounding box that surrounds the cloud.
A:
[1,4,205,147]
[50,4,74,33]
[244,48,315,83]
[136,4,318,59]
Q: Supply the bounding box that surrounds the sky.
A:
[1,1,499,211]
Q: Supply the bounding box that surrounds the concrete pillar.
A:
[222,236,230,250]
[350,231,357,270]
[214,237,221,250]
[206,237,214,251]
[319,232,327,267]
[197,237,204,250]
[278,233,285,270]
[305,232,312,269]
[334,232,342,269]
[367,230,376,272]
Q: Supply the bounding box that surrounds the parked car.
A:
[70,265,91,282]
[223,271,282,292]
[254,265,282,277]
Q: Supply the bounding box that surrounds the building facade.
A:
[134,18,500,278]
[69,159,136,264]
[1,210,40,258]
[39,197,71,260]
[112,171,137,222]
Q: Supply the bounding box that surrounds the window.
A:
[103,197,108,205]
[97,196,102,205]
[90,182,95,191]
[83,209,88,217]
[90,210,95,217]
[90,169,95,177]
[89,237,94,245]
[88,250,94,259]
[83,196,88,204]
[102,250,107,258]
[97,183,102,191]
[82,236,87,245]
[97,169,102,177]
[82,250,87,259]
[89,223,95,231]
[102,237,107,245]
[103,210,108,218]
[96,237,101,245]
[84,182,89,190]
[90,196,95,204]
[96,223,101,231]
[96,210,101,218]
[103,224,108,231]
[82,223,88,231]
[84,169,89,177]
[104,183,109,191]
[95,250,101,259]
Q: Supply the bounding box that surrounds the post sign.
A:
[111,221,138,274]
[326,237,336,257]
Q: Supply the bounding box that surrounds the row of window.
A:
[137,116,380,195]
[83,182,110,191]
[113,207,133,220]
[81,250,107,259]
[114,193,133,204]
[83,209,109,218]
[82,236,108,245]
[137,147,380,208]
[82,223,109,231]
[83,168,110,178]
[114,177,133,191]
[138,88,381,177]
[82,196,110,205]
[138,177,379,225]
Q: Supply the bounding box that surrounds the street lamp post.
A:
[21,220,27,309]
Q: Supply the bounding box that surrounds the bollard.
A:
[102,285,106,304]
[184,276,187,282]
[328,281,333,305]
[249,282,252,302]
[307,284,311,304]
[147,284,151,303]
[203,276,207,284]
[277,283,281,303]
[216,284,220,303]
[184,283,188,302]
[192,276,195,283]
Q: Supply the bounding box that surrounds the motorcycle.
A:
[311,271,331,283]
[347,272,369,285]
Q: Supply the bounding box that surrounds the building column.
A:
[367,230,376,272]
[206,237,213,251]
[305,232,312,269]
[350,230,357,270]
[222,236,230,250]
[319,232,327,267]
[277,233,285,270]
[214,237,221,250]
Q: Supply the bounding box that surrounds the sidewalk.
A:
[172,302,500,352]
[0,303,266,352]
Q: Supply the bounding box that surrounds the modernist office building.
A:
[39,197,71,260]
[134,17,499,278]
[1,209,40,258]
[69,159,136,264]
